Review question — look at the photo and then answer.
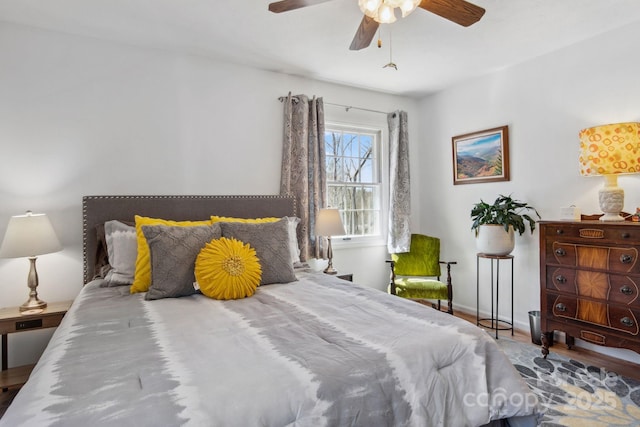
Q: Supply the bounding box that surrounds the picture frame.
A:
[452,125,510,185]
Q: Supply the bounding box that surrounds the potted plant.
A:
[470,194,541,255]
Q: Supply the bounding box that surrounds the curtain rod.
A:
[278,96,388,115]
[325,102,388,115]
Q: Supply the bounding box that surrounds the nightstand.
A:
[0,300,72,390]
[337,273,353,282]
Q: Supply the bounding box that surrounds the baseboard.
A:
[452,303,530,332]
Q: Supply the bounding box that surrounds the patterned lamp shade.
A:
[579,122,640,177]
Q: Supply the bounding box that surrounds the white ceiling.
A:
[1,0,640,97]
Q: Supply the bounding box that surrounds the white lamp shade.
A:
[315,209,346,237]
[0,212,62,258]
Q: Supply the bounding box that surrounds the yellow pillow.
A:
[129,216,212,294]
[195,237,261,300]
[210,216,279,224]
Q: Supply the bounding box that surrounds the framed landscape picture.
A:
[452,125,510,185]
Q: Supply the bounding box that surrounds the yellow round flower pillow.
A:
[195,237,262,300]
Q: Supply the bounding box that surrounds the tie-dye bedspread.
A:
[1,272,540,426]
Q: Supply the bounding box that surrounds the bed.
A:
[0,195,541,427]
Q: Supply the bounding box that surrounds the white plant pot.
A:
[476,224,515,255]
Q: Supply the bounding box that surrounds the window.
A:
[325,124,383,240]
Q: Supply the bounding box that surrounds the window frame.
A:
[324,121,388,248]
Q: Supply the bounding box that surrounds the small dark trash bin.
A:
[528,310,541,345]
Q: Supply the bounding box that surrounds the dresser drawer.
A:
[543,222,640,242]
[546,293,640,336]
[546,267,639,305]
[545,316,637,348]
[544,241,640,274]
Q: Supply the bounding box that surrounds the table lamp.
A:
[315,208,346,274]
[0,211,62,312]
[579,122,640,221]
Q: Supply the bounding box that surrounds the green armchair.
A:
[387,234,457,314]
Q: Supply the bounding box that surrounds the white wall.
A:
[0,21,418,366]
[417,22,640,363]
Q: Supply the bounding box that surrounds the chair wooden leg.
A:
[386,260,397,295]
[431,300,453,315]
[445,262,454,315]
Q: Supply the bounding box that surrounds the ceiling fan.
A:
[268,0,486,51]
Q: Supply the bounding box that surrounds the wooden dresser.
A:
[539,220,640,357]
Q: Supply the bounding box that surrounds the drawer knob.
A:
[555,303,567,312]
[556,229,564,235]
[555,248,566,256]
[622,232,631,238]
[620,254,634,264]
[555,275,567,284]
[621,286,634,295]
[621,317,635,327]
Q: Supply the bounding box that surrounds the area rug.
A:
[496,337,640,426]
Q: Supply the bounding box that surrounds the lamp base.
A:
[599,213,626,222]
[598,176,625,222]
[19,297,47,312]
[323,266,338,275]
[20,256,47,312]
[323,236,338,275]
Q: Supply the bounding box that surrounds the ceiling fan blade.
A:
[268,0,334,13]
[419,0,485,27]
[349,15,379,51]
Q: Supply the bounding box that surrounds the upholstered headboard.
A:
[82,195,296,283]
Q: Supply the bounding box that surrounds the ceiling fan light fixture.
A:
[383,0,401,7]
[399,0,420,17]
[377,4,397,23]
[359,0,382,17]
[358,0,419,24]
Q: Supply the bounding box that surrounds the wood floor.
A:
[454,309,640,381]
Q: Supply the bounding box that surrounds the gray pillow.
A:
[103,220,137,286]
[220,219,297,285]
[142,223,221,300]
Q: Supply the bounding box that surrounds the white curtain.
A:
[280,93,326,261]
[387,110,411,253]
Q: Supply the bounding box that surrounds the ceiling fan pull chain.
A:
[383,29,398,70]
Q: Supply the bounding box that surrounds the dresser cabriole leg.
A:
[541,332,552,358]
